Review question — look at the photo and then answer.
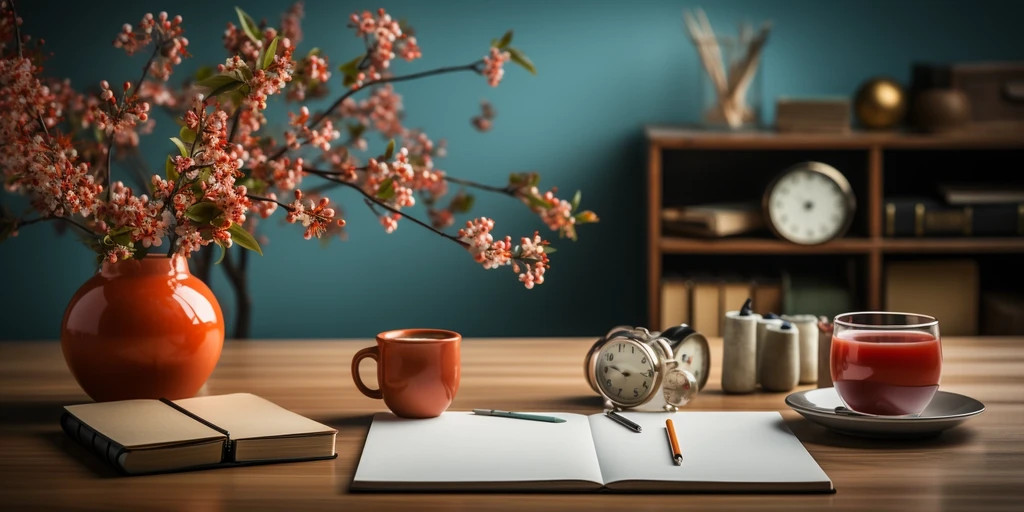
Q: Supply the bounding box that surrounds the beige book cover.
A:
[660,279,691,330]
[691,281,721,337]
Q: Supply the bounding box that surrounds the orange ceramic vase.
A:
[61,254,224,402]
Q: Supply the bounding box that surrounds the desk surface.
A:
[1,337,1022,511]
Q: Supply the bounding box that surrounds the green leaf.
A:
[261,36,279,71]
[571,190,581,212]
[197,74,246,98]
[449,193,475,214]
[169,137,189,157]
[179,126,196,144]
[213,241,227,265]
[307,47,321,57]
[347,122,366,140]
[194,66,215,82]
[234,6,261,43]
[525,193,550,210]
[228,223,262,255]
[184,202,223,224]
[376,177,396,200]
[383,139,395,160]
[133,245,150,260]
[237,177,268,195]
[339,55,363,87]
[542,245,557,254]
[495,30,513,49]
[165,155,179,180]
[507,47,537,75]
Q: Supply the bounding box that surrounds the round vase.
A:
[61,254,224,402]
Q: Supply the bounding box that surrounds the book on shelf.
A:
[352,411,833,493]
[751,277,784,316]
[775,97,851,134]
[939,184,1024,205]
[885,260,978,336]
[660,278,691,330]
[885,197,1024,237]
[782,268,855,321]
[719,278,752,331]
[61,393,337,475]
[661,202,763,238]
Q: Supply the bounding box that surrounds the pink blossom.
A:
[284,190,344,239]
[482,47,509,87]
[113,12,190,81]
[280,2,305,44]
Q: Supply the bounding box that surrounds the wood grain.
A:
[1,337,1022,511]
[645,126,1024,150]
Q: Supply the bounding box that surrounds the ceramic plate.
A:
[785,387,985,439]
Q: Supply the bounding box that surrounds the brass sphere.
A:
[854,77,907,130]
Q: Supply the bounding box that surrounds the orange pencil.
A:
[665,418,682,466]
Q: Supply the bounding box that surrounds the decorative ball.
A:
[854,77,907,130]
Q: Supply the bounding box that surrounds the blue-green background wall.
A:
[3,0,1023,339]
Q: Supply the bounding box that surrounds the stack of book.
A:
[775,98,851,134]
[885,185,1024,237]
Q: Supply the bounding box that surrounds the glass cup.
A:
[831,312,942,417]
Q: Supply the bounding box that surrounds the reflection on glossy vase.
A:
[61,254,224,402]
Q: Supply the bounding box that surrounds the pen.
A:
[472,409,567,423]
[665,418,683,466]
[606,410,642,433]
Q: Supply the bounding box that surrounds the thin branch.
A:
[8,0,22,58]
[227,105,244,144]
[265,61,483,162]
[443,175,516,195]
[130,34,163,98]
[17,215,97,238]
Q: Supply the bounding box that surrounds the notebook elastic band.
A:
[159,398,231,437]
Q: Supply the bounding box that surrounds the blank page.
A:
[173,393,336,440]
[65,400,224,449]
[590,411,832,492]
[352,412,604,491]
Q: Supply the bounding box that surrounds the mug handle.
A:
[351,346,383,399]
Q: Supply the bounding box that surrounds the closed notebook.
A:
[62,393,337,475]
[352,411,833,493]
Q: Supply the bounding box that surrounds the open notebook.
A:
[352,411,832,493]
[61,393,337,475]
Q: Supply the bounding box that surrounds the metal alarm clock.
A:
[584,324,711,412]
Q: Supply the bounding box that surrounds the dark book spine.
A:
[60,412,128,474]
[885,200,1024,237]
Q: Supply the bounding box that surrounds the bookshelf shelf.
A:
[646,126,1024,329]
[660,236,876,254]
[882,238,1024,253]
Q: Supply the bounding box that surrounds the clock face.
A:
[674,336,710,390]
[663,369,697,406]
[596,339,657,406]
[766,164,853,245]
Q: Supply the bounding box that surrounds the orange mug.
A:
[351,329,461,418]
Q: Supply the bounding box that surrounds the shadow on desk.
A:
[784,417,978,449]
[0,400,68,425]
[40,431,121,478]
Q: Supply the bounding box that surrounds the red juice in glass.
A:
[830,313,942,416]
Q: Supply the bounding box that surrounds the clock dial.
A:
[767,164,853,245]
[674,336,710,390]
[663,369,698,406]
[596,339,657,406]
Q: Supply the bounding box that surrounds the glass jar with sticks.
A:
[684,9,771,130]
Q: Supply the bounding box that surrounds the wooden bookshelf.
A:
[646,127,1024,328]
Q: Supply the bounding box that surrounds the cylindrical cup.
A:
[722,310,760,394]
[759,322,799,392]
[755,316,784,384]
[831,312,942,417]
[783,314,819,385]
[817,316,834,388]
[351,329,461,418]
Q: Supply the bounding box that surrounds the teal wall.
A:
[3,0,1023,340]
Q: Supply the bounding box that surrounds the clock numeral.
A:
[642,380,649,389]
[618,343,623,353]
[640,356,647,364]
[606,379,612,388]
[633,388,639,398]
[606,353,614,361]
[631,346,635,354]
[603,366,608,374]
[617,388,622,397]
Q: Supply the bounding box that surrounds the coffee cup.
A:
[351,329,461,418]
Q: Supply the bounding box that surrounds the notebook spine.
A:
[60,412,129,474]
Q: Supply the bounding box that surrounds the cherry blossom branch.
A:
[443,175,516,195]
[17,215,97,238]
[266,61,483,162]
[8,0,22,58]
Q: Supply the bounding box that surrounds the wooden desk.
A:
[1,337,1022,511]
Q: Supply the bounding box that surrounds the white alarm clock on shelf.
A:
[763,161,857,245]
[584,325,710,412]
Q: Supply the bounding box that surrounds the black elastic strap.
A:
[158,398,230,437]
